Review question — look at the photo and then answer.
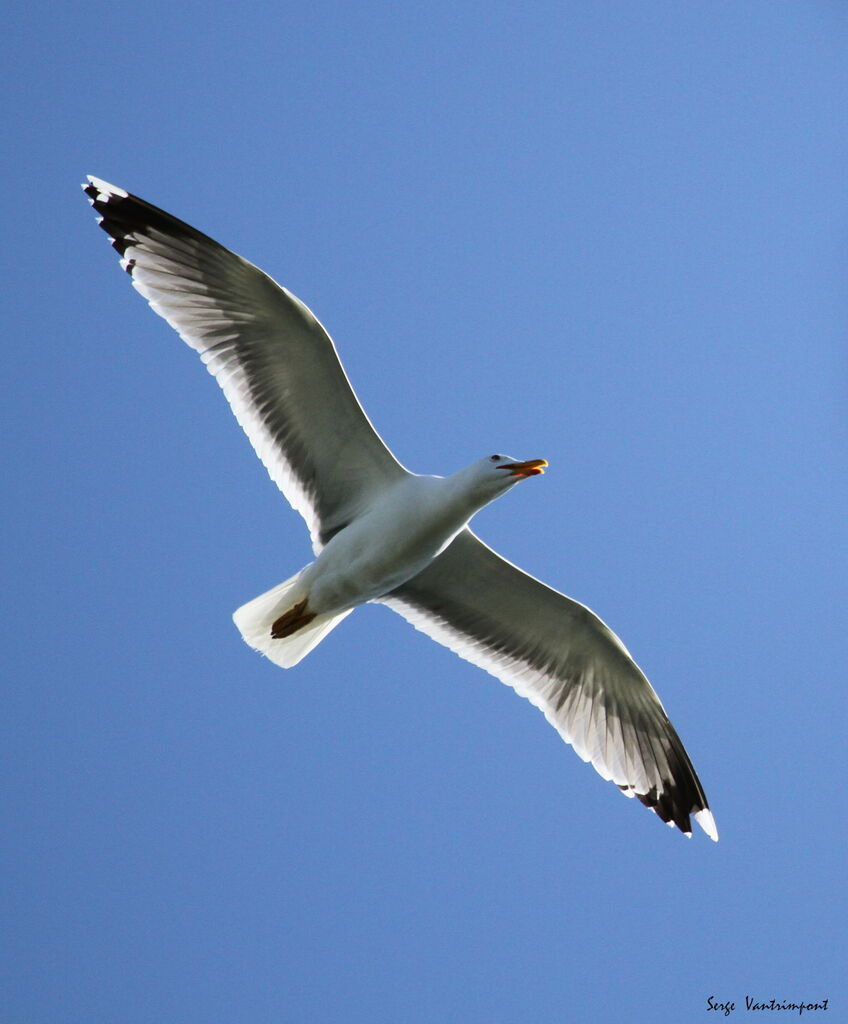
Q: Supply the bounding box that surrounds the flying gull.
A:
[83,176,717,841]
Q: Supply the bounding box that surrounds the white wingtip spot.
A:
[695,808,719,842]
[84,175,128,200]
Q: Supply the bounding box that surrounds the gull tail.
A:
[233,570,352,669]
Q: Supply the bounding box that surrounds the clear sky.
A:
[3,2,846,1021]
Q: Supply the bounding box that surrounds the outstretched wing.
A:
[381,529,717,839]
[84,176,407,550]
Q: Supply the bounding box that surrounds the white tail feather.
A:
[232,570,352,668]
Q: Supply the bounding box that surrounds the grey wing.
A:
[84,176,407,550]
[381,529,717,839]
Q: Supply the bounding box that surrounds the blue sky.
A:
[3,2,846,1021]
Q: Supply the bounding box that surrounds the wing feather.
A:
[83,176,407,550]
[381,529,717,839]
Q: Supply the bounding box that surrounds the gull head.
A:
[470,453,548,496]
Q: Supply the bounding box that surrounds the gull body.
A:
[235,456,547,666]
[83,176,717,841]
[304,459,541,612]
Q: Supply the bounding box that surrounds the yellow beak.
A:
[498,458,548,478]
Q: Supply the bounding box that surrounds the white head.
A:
[456,453,548,505]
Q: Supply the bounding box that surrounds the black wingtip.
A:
[82,181,104,208]
[82,176,137,265]
[81,175,219,274]
[618,759,716,840]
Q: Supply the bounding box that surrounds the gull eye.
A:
[490,454,502,462]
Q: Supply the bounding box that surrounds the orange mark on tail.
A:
[270,598,317,639]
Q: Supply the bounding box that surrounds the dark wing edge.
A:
[82,176,407,550]
[380,529,718,840]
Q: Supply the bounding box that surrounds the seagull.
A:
[83,176,717,841]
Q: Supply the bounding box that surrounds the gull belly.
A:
[303,473,477,614]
